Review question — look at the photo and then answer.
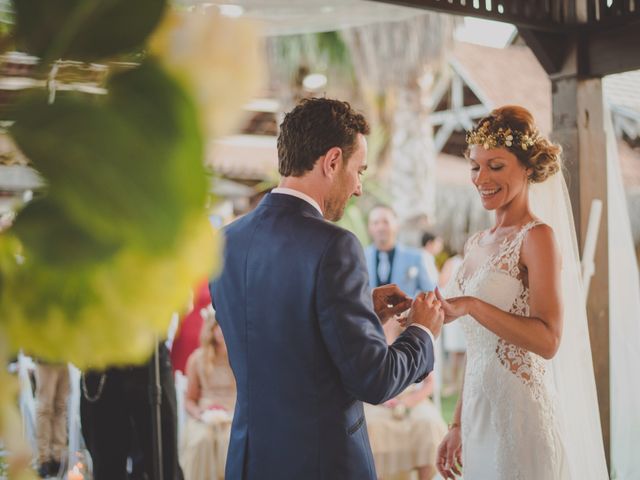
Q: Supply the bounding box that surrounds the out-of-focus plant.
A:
[150,7,263,138]
[0,0,263,473]
[336,124,392,245]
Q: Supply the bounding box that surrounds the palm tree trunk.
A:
[341,13,455,233]
[390,80,437,227]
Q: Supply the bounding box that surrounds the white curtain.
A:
[606,108,640,480]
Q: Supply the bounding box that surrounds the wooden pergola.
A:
[376,0,640,469]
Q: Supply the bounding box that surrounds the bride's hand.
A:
[435,287,471,324]
[437,426,463,479]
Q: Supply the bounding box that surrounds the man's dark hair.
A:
[421,231,437,248]
[277,98,370,177]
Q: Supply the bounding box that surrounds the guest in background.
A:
[80,343,183,480]
[420,231,444,288]
[171,280,212,374]
[180,312,236,480]
[366,205,436,296]
[438,253,467,397]
[35,361,69,478]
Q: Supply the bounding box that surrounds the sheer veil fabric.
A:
[528,161,609,478]
[605,108,640,479]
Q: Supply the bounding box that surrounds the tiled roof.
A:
[451,42,552,134]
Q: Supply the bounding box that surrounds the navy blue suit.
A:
[211,193,435,479]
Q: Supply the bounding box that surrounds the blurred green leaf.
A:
[12,198,120,267]
[336,200,369,246]
[12,0,166,61]
[10,60,206,254]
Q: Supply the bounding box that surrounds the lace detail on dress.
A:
[452,220,561,479]
[491,220,538,278]
[490,221,547,393]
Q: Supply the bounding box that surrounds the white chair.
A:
[174,370,188,441]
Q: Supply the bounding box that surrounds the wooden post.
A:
[577,81,610,471]
[551,69,611,469]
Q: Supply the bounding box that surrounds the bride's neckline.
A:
[477,220,538,248]
[458,220,541,288]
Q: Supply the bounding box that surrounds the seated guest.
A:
[180,313,236,480]
[365,321,447,480]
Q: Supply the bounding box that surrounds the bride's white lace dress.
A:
[446,220,570,479]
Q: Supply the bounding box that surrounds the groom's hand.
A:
[406,291,444,338]
[372,284,412,325]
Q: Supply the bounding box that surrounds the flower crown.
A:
[466,121,538,151]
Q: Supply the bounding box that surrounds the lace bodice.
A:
[452,221,547,392]
[447,221,561,479]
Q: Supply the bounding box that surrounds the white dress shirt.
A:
[272,187,323,216]
[270,187,434,345]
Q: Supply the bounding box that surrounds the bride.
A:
[434,105,608,479]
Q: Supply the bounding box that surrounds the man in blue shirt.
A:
[366,205,436,296]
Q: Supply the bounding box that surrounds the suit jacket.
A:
[365,244,436,296]
[210,193,435,480]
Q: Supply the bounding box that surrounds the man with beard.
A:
[210,98,443,480]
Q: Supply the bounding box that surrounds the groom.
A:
[210,98,443,479]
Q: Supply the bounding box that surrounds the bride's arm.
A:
[437,225,563,360]
[451,373,463,428]
[437,360,464,478]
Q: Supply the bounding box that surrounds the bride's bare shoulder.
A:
[521,222,561,268]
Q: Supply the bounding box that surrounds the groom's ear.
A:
[321,147,343,179]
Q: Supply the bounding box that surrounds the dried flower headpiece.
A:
[466,121,538,151]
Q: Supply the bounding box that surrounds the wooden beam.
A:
[370,0,564,30]
[551,75,611,471]
[518,28,571,74]
[520,18,640,77]
[578,77,611,474]
[551,77,583,234]
[375,0,640,32]
[586,20,640,76]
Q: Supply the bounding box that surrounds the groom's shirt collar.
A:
[272,187,323,216]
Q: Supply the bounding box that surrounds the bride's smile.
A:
[468,145,531,213]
